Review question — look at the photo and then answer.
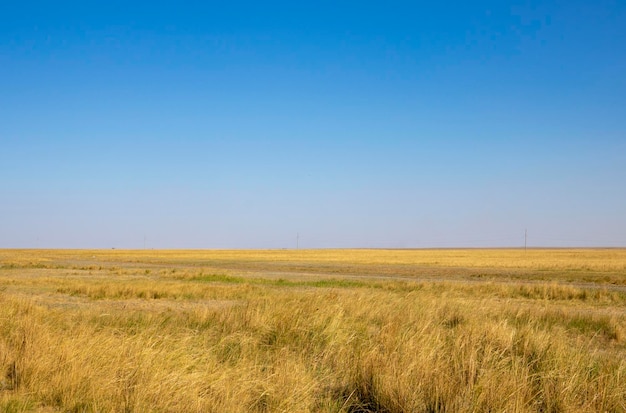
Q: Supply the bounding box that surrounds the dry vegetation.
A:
[0,249,625,412]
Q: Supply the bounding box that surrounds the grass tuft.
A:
[0,249,625,411]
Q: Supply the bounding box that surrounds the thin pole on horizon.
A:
[144,235,146,250]
[525,229,527,252]
[297,233,299,250]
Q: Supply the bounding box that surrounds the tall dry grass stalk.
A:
[0,249,625,412]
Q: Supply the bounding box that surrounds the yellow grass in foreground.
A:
[0,249,625,412]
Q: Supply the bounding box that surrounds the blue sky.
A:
[1,1,625,248]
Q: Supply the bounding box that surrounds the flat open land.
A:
[1,249,625,412]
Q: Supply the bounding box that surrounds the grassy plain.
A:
[0,248,625,412]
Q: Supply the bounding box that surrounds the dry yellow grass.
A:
[1,249,625,412]
[3,248,625,284]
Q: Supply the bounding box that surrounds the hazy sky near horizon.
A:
[1,1,625,249]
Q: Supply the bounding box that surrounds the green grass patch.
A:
[189,273,370,289]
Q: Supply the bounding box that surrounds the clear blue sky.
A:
[1,1,625,248]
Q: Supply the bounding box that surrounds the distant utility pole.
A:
[524,229,527,252]
[296,233,299,250]
[144,235,147,250]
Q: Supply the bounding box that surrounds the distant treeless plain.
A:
[1,248,625,411]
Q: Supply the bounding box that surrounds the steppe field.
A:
[1,248,625,412]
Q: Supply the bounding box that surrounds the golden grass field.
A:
[1,248,625,412]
